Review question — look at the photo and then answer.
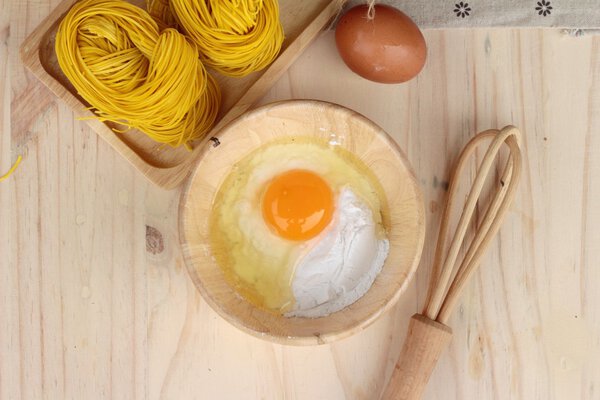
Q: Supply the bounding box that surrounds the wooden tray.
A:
[20,0,343,189]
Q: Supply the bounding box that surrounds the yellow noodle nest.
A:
[55,0,220,148]
[169,0,285,77]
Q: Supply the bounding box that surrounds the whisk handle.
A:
[381,314,453,400]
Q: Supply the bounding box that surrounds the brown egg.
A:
[335,5,427,84]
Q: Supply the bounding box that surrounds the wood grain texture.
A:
[3,4,600,398]
[19,0,344,189]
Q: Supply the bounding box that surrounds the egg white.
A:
[209,138,387,313]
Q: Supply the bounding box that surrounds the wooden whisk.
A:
[382,126,523,400]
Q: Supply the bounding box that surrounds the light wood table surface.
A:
[2,3,599,398]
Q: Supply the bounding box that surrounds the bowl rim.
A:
[178,99,425,345]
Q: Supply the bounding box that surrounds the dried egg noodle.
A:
[0,155,21,182]
[169,0,285,77]
[55,0,220,148]
[147,0,178,27]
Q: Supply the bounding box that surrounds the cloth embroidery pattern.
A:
[536,0,552,16]
[454,2,472,18]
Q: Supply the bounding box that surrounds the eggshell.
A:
[335,5,427,84]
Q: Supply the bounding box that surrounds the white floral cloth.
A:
[345,0,600,30]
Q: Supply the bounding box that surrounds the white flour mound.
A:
[285,188,389,318]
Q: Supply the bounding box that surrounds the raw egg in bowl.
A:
[179,100,425,345]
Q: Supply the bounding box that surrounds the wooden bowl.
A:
[179,100,425,345]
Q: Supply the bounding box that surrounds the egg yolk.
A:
[262,170,334,241]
